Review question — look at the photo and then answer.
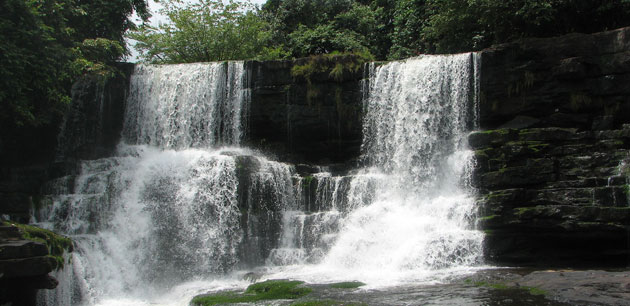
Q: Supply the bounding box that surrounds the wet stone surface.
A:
[208,268,630,305]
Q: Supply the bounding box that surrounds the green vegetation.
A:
[290,52,372,104]
[0,0,149,129]
[524,286,547,296]
[191,279,312,306]
[130,0,275,63]
[328,281,366,289]
[4,221,73,268]
[292,300,368,306]
[479,215,499,221]
[291,52,373,83]
[303,175,315,187]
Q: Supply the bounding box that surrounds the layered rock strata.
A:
[473,27,630,265]
[0,222,73,305]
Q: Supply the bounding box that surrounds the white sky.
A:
[127,0,268,62]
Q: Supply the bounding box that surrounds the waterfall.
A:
[267,54,483,285]
[122,62,249,148]
[35,54,483,305]
[35,62,294,305]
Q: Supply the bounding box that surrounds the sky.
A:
[127,0,268,62]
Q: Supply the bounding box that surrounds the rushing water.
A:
[34,54,484,305]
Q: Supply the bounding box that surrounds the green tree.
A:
[262,0,383,58]
[0,0,149,128]
[130,0,275,63]
[388,0,428,59]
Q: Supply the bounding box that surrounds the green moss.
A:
[192,280,312,306]
[4,221,73,269]
[245,280,311,297]
[514,207,538,216]
[469,280,548,297]
[328,281,366,289]
[292,300,367,306]
[479,215,499,221]
[303,176,315,187]
[527,143,549,153]
[191,291,249,305]
[474,148,492,158]
[479,129,510,135]
[523,286,547,296]
[291,53,371,84]
[472,281,510,289]
[330,63,345,82]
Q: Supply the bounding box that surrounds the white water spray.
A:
[267,54,483,286]
[37,54,484,305]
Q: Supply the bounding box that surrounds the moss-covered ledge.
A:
[470,126,630,266]
[0,222,73,305]
[2,221,73,268]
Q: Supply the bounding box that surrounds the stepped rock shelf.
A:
[474,26,630,265]
[1,26,630,305]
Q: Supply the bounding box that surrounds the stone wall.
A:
[473,27,630,266]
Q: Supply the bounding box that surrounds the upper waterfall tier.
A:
[361,53,480,191]
[122,62,250,149]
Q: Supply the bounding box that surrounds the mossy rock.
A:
[291,300,368,306]
[191,279,312,306]
[328,281,366,289]
[3,221,73,269]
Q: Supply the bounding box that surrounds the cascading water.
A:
[35,54,483,305]
[265,54,483,286]
[123,62,249,148]
[35,62,297,305]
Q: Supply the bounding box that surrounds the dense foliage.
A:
[0,0,148,128]
[130,0,277,63]
[131,0,630,64]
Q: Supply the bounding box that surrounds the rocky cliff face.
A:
[247,57,364,165]
[473,27,630,266]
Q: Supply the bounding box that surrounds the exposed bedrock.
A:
[247,58,364,166]
[472,27,630,266]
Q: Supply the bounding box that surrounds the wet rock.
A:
[499,116,540,129]
[243,272,263,283]
[472,125,630,266]
[508,270,630,306]
[0,223,73,306]
[248,58,364,165]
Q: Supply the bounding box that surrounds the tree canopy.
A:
[130,0,277,63]
[130,0,630,64]
[0,0,149,128]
